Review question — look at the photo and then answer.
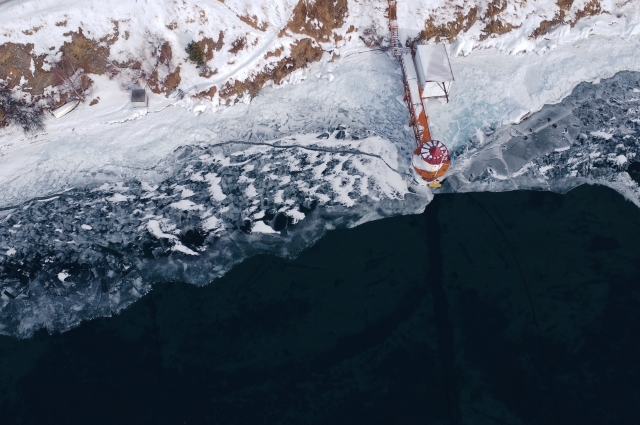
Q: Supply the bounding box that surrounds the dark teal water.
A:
[1,184,639,424]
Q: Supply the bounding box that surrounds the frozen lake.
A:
[1,35,640,337]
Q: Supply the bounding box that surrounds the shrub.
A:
[185,41,205,67]
[0,85,44,133]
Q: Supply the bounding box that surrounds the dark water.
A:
[1,184,639,424]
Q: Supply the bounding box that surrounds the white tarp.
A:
[414,44,454,85]
[402,52,418,81]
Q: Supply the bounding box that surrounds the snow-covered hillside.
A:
[1,0,638,118]
[0,0,376,111]
[399,0,640,55]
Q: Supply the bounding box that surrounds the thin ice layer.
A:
[443,71,640,207]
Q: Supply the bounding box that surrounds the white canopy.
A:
[414,44,454,83]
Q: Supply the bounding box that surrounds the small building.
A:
[413,44,454,102]
[131,89,148,107]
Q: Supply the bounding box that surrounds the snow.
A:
[171,243,199,256]
[170,200,204,211]
[245,184,258,198]
[397,1,640,57]
[193,105,207,115]
[612,155,628,166]
[204,174,227,202]
[286,209,305,222]
[442,69,640,210]
[0,0,301,89]
[202,215,221,231]
[147,220,177,240]
[1,0,640,337]
[427,34,640,149]
[107,193,130,202]
[539,165,554,175]
[252,221,278,234]
[591,131,614,140]
[57,271,69,282]
[81,224,92,230]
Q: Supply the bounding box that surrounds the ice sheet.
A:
[0,52,434,338]
[442,70,640,208]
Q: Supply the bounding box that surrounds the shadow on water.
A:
[0,184,639,424]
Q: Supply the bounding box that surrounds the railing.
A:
[388,0,431,146]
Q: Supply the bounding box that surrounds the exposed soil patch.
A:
[485,0,508,17]
[22,27,42,36]
[99,20,119,46]
[420,7,478,42]
[162,66,181,93]
[147,67,179,94]
[0,43,53,95]
[89,97,99,106]
[419,0,605,43]
[229,36,247,54]
[530,12,565,39]
[530,0,601,39]
[282,0,349,41]
[0,43,81,106]
[195,85,217,99]
[557,0,575,11]
[572,0,602,24]
[220,38,322,101]
[199,66,217,78]
[60,29,109,75]
[239,14,268,31]
[480,19,519,40]
[265,46,284,59]
[198,32,224,62]
[159,41,172,64]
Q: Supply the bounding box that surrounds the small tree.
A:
[185,41,205,67]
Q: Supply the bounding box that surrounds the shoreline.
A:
[1,184,639,423]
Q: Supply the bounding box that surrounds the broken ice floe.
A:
[0,130,431,338]
[443,71,640,206]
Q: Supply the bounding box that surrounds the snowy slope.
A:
[398,0,640,55]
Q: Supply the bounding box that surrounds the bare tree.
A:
[51,57,88,101]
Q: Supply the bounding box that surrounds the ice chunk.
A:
[252,221,277,234]
[147,220,177,240]
[170,200,204,211]
[107,193,130,202]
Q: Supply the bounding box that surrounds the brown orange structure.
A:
[387,0,451,185]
